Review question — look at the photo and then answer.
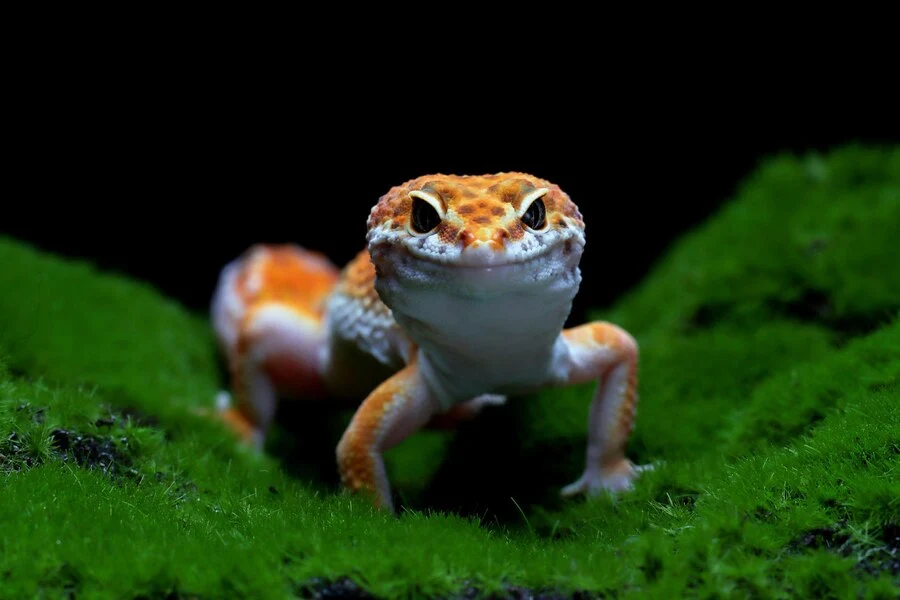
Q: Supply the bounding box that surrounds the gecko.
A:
[210,173,650,513]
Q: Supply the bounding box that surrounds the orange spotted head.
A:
[366,173,587,377]
[366,173,585,270]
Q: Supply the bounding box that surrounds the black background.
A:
[4,88,894,326]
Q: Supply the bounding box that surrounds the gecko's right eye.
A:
[410,196,441,234]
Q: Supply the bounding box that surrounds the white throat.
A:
[373,242,582,409]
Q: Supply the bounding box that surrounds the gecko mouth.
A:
[375,243,562,269]
[369,238,584,295]
[387,235,583,268]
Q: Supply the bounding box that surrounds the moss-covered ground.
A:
[1,145,898,598]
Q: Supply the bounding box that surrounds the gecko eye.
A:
[521,198,546,230]
[411,197,441,233]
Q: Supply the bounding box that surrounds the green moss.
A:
[0,236,221,421]
[1,144,898,598]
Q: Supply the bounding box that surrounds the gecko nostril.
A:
[459,228,511,251]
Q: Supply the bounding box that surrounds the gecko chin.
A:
[370,238,584,300]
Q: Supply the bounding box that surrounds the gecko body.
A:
[211,173,648,512]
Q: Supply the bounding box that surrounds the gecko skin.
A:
[211,173,650,512]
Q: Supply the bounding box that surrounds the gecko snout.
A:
[459,228,509,251]
[456,229,512,267]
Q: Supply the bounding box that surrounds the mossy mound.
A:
[1,144,897,598]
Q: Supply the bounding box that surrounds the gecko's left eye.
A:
[410,196,442,234]
[521,197,546,231]
[408,191,443,235]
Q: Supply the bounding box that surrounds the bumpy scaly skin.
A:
[211,173,649,513]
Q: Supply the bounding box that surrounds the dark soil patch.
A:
[50,428,137,478]
[797,525,852,552]
[461,585,604,600]
[2,421,140,479]
[295,577,376,599]
[856,523,900,578]
[2,401,201,511]
[788,522,900,579]
[295,577,608,600]
[1,432,38,472]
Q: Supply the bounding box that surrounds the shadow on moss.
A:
[684,286,893,344]
[264,396,589,528]
[264,402,354,492]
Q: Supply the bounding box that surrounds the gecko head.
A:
[365,173,586,296]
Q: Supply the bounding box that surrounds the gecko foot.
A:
[560,459,655,498]
[193,390,265,450]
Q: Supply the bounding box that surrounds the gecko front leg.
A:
[336,356,440,513]
[555,321,651,498]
